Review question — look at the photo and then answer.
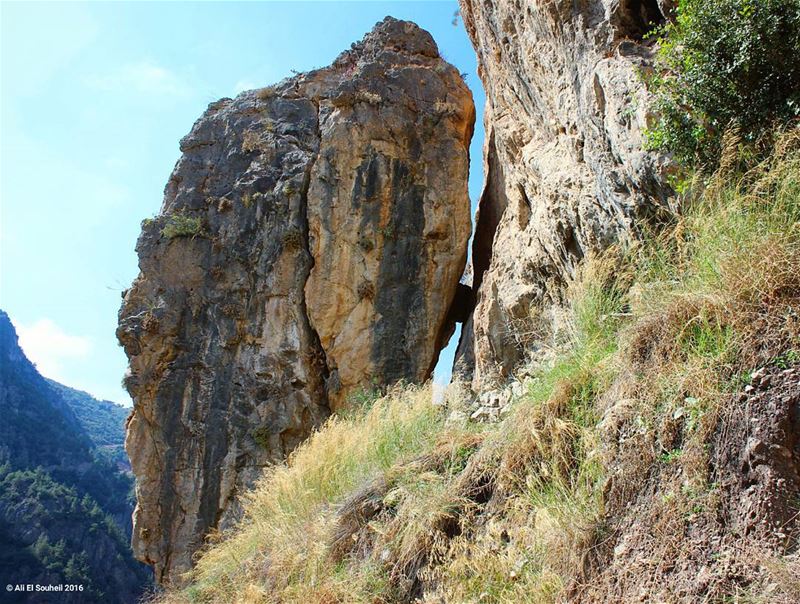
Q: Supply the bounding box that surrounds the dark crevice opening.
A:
[469,129,506,294]
[450,128,506,379]
[617,0,667,41]
[427,283,476,379]
[448,283,477,325]
[298,97,332,420]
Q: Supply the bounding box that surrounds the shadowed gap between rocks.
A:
[297,98,332,416]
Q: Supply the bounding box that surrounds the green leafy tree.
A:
[647,0,800,168]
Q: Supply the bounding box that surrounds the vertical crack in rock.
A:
[456,0,674,388]
[453,126,506,379]
[297,98,331,413]
[118,17,474,585]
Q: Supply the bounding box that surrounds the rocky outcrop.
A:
[457,0,674,388]
[117,18,473,585]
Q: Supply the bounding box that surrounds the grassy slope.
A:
[160,131,800,603]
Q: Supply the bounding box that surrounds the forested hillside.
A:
[0,310,150,603]
[46,379,131,471]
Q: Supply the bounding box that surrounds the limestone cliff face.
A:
[117,17,473,584]
[457,0,674,387]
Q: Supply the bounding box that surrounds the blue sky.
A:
[0,1,485,406]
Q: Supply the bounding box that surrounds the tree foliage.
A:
[647,0,800,168]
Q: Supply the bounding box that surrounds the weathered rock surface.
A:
[457,0,674,388]
[117,17,473,584]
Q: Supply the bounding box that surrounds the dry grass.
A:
[570,128,800,602]
[763,554,800,602]
[632,128,800,368]
[156,383,468,603]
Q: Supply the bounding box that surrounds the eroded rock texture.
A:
[457,0,674,388]
[117,17,473,584]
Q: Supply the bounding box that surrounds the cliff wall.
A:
[457,0,674,387]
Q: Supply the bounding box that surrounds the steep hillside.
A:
[0,313,93,472]
[0,311,150,603]
[157,130,800,604]
[46,379,131,470]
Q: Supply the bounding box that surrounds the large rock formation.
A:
[117,17,473,584]
[456,0,674,387]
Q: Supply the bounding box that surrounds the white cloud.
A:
[88,61,190,97]
[14,318,92,383]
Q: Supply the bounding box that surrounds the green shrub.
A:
[161,211,205,239]
[250,425,272,449]
[646,0,800,168]
[281,227,303,250]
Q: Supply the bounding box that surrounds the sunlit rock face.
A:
[117,17,474,585]
[456,0,674,388]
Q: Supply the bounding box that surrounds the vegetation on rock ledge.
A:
[161,212,206,239]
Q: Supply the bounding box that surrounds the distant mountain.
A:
[0,310,150,603]
[46,379,131,471]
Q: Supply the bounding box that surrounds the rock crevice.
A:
[296,98,331,415]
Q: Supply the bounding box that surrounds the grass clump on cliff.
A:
[158,131,800,603]
[646,0,800,169]
[161,211,205,239]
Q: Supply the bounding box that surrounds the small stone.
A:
[445,410,468,427]
[471,407,491,421]
[745,437,767,460]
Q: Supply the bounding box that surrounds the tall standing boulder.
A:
[117,17,474,585]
